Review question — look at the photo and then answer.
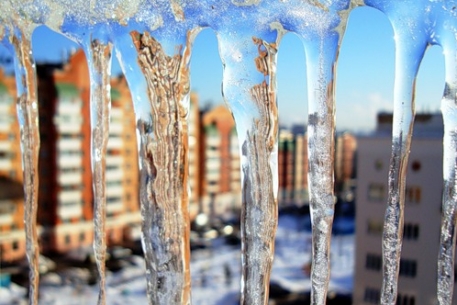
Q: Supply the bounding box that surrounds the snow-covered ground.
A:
[0,215,354,305]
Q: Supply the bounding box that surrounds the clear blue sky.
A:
[1,6,445,132]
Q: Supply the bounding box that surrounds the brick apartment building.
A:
[0,50,142,261]
[36,50,141,254]
[0,70,26,262]
[199,105,241,218]
[278,128,309,207]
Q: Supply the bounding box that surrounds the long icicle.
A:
[303,34,338,305]
[11,29,40,305]
[380,32,425,305]
[437,37,457,305]
[132,30,194,305]
[285,1,354,302]
[242,37,279,305]
[84,38,113,305]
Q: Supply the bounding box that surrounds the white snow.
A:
[1,214,354,304]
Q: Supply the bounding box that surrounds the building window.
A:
[366,253,382,271]
[375,159,383,171]
[367,219,383,235]
[79,232,85,242]
[403,223,419,240]
[368,183,385,202]
[399,259,417,278]
[364,287,380,304]
[65,235,71,245]
[12,241,19,250]
[411,160,421,172]
[405,186,421,204]
[396,293,415,305]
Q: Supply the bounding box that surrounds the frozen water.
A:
[131,25,199,305]
[2,1,457,305]
[0,11,41,304]
[277,1,353,304]
[86,40,113,305]
[363,1,457,304]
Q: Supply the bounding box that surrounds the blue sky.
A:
[2,6,446,132]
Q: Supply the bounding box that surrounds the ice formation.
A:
[1,1,457,305]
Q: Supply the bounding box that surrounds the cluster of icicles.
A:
[1,0,456,304]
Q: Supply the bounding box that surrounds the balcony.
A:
[55,120,82,134]
[205,137,221,147]
[0,199,15,225]
[0,159,12,171]
[106,155,123,166]
[106,185,124,197]
[58,203,83,219]
[58,156,82,168]
[0,140,11,151]
[57,138,81,151]
[0,103,11,113]
[107,137,123,149]
[109,123,123,135]
[105,169,123,182]
[57,103,81,115]
[58,172,82,185]
[0,121,10,132]
[58,190,82,204]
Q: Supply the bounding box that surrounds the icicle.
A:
[213,2,283,302]
[84,38,113,305]
[362,1,428,303]
[379,46,424,305]
[10,29,40,305]
[380,39,425,305]
[130,27,197,305]
[303,36,338,305]
[279,1,353,303]
[435,4,457,304]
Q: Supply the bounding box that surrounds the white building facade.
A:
[354,113,456,305]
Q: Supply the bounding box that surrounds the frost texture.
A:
[2,1,457,305]
[132,29,195,305]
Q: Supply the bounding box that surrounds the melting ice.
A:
[1,1,457,305]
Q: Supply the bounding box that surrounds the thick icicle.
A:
[11,29,41,305]
[214,5,282,299]
[436,7,457,304]
[84,39,113,305]
[131,29,196,305]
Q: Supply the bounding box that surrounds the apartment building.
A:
[277,127,310,207]
[292,132,308,205]
[200,105,241,218]
[354,113,455,305]
[278,129,295,205]
[105,76,140,245]
[188,92,200,220]
[36,51,140,254]
[335,132,357,191]
[0,70,26,262]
